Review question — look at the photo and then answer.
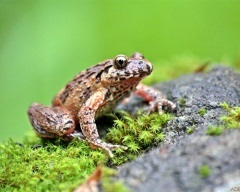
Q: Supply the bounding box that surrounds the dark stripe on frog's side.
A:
[104,65,112,73]
[59,83,75,103]
[80,87,92,100]
[85,72,96,79]
[96,70,104,81]
[96,65,113,81]
[60,92,69,103]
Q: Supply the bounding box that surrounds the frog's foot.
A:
[134,84,176,114]
[149,99,176,114]
[88,139,127,157]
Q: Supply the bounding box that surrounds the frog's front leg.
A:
[78,89,127,157]
[135,83,176,114]
[28,103,76,138]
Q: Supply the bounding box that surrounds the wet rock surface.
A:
[116,66,240,192]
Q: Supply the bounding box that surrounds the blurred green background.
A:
[0,0,240,142]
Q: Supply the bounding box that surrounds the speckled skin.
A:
[28,53,175,157]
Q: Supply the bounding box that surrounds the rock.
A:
[118,130,240,192]
[116,66,240,192]
[155,66,240,145]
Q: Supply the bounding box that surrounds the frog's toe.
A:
[105,144,127,157]
[148,100,159,114]
[88,139,127,157]
[156,99,176,113]
[105,148,114,158]
[107,144,128,150]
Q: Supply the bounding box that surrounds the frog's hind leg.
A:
[27,103,76,138]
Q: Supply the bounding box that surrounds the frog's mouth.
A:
[138,67,152,76]
[135,64,153,77]
[119,75,142,85]
[118,73,146,82]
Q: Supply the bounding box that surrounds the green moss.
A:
[186,126,195,134]
[198,108,206,116]
[105,111,173,165]
[179,98,187,106]
[0,138,106,191]
[206,103,240,136]
[220,102,240,128]
[199,165,211,178]
[206,126,224,136]
[0,111,173,191]
[220,102,231,111]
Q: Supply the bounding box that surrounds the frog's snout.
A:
[128,59,153,77]
[146,62,153,74]
[139,60,153,75]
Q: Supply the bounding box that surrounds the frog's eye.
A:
[114,55,128,69]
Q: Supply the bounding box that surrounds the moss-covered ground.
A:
[0,111,172,191]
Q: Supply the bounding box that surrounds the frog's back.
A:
[52,60,111,119]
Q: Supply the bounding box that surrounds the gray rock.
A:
[116,66,240,192]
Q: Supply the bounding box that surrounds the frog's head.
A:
[102,52,153,85]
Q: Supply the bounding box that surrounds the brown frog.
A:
[28,52,175,157]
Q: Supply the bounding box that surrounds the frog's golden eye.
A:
[114,55,128,69]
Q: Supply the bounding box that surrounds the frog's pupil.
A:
[119,59,123,65]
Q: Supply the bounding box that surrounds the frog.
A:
[28,52,176,157]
